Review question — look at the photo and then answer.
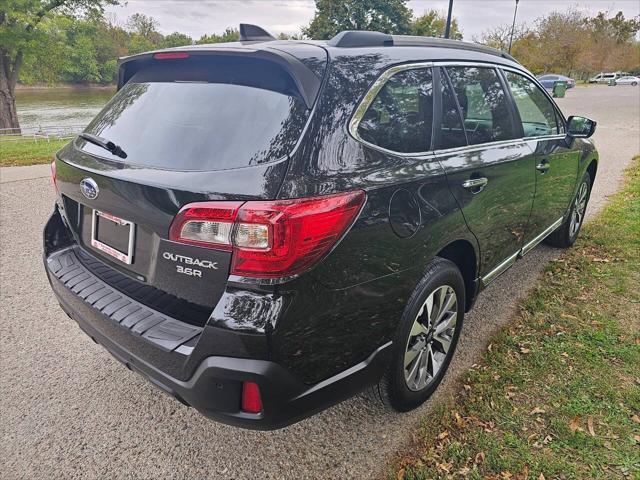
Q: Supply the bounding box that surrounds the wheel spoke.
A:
[410,319,429,337]
[406,349,423,385]
[417,348,430,385]
[404,345,420,368]
[436,291,456,323]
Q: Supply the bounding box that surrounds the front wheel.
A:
[545,172,591,248]
[372,258,464,412]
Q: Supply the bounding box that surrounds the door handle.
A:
[536,160,550,173]
[462,177,488,193]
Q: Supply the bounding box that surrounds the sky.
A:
[105,0,640,41]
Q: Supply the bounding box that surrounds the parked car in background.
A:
[589,72,629,84]
[44,26,599,430]
[615,75,639,86]
[537,74,575,89]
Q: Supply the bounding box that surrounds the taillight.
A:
[168,201,243,251]
[241,381,262,414]
[153,52,190,60]
[168,191,366,279]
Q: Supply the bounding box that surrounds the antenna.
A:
[239,24,276,42]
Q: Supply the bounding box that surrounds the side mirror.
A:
[567,115,596,138]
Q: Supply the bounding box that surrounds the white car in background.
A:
[615,76,639,86]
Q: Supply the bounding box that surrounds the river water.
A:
[15,87,115,134]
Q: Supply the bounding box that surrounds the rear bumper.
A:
[44,211,391,430]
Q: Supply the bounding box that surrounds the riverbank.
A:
[389,157,640,479]
[0,138,68,167]
[16,83,115,91]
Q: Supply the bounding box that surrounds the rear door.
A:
[434,65,536,282]
[502,69,579,250]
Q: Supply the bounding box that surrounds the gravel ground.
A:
[1,86,638,480]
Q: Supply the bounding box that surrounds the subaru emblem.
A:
[80,178,99,200]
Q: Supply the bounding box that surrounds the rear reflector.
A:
[168,191,366,279]
[153,52,190,60]
[241,381,262,414]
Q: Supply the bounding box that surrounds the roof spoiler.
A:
[116,48,322,109]
[239,24,276,42]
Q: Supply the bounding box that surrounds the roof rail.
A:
[328,30,393,48]
[392,35,518,63]
[327,30,518,63]
[239,23,276,42]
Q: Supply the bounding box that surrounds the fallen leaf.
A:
[561,352,570,358]
[587,416,596,437]
[633,435,640,444]
[520,347,531,354]
[458,466,471,476]
[436,462,452,473]
[500,471,513,479]
[538,474,546,480]
[561,313,578,320]
[475,451,485,464]
[437,430,449,440]
[592,257,610,263]
[530,407,546,415]
[397,468,405,480]
[631,414,640,424]
[569,416,581,433]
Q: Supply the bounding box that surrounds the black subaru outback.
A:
[44,25,598,430]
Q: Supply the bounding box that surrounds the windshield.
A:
[79,56,309,171]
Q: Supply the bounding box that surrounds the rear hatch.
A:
[54,47,326,326]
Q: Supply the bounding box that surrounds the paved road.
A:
[1,86,639,480]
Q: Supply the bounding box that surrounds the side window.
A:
[505,71,558,137]
[445,67,517,146]
[437,70,467,149]
[357,68,433,153]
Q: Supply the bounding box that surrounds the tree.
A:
[125,13,157,39]
[411,10,462,39]
[303,0,412,40]
[161,31,193,48]
[473,23,528,51]
[196,27,239,44]
[0,0,118,132]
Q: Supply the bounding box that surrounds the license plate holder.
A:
[91,209,135,264]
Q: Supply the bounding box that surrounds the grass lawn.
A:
[0,137,69,167]
[392,157,640,480]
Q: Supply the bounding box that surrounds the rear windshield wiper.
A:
[79,133,127,159]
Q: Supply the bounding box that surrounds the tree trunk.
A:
[0,50,22,134]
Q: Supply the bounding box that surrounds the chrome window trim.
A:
[432,138,527,157]
[348,59,563,157]
[348,61,435,158]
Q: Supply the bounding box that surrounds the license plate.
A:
[91,210,135,264]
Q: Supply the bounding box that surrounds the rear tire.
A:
[545,172,591,248]
[371,258,464,412]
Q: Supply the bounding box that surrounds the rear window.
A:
[79,56,309,171]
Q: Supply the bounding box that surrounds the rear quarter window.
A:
[356,68,434,153]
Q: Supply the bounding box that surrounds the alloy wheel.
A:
[570,181,589,238]
[404,285,458,392]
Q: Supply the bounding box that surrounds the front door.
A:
[502,70,580,247]
[434,66,536,281]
